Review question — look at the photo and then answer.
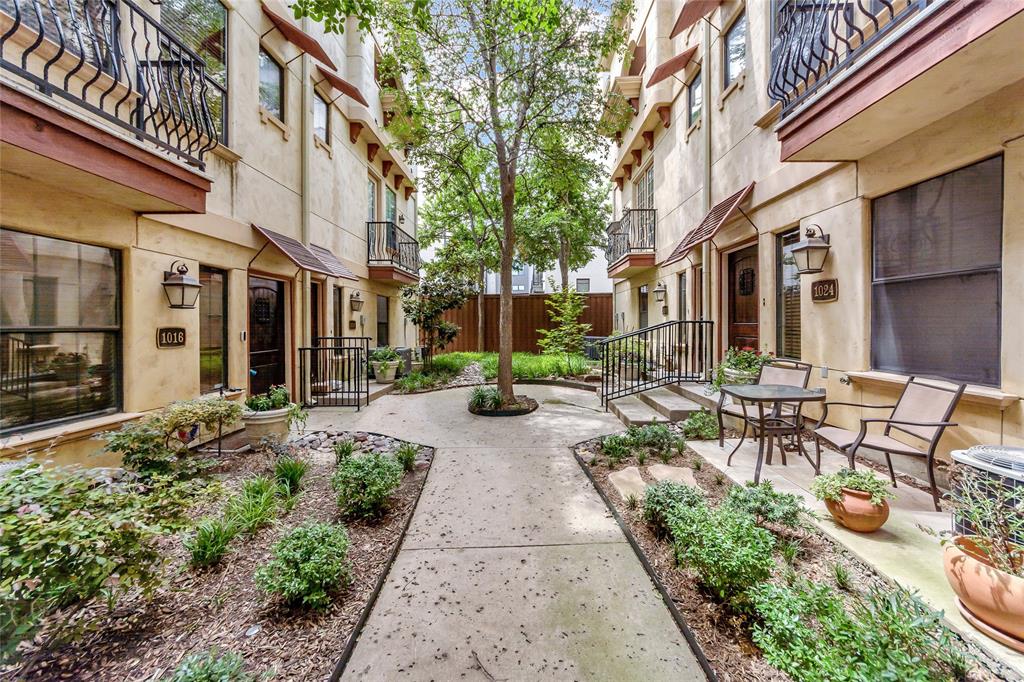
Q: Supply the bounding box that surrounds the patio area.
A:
[689,435,1024,677]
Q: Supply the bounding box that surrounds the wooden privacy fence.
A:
[440,293,612,354]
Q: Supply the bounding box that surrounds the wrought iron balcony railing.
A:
[606,208,656,265]
[0,0,218,169]
[768,0,928,119]
[367,221,420,275]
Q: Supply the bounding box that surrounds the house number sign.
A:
[811,279,838,303]
[157,327,187,348]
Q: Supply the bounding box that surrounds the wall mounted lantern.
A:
[162,261,202,309]
[791,224,831,275]
[653,281,667,302]
[349,291,364,312]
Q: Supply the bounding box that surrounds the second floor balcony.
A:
[367,221,419,284]
[606,208,656,278]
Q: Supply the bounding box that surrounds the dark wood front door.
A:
[248,276,286,395]
[728,245,759,350]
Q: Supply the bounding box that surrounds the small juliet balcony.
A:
[605,208,656,279]
[768,0,1024,162]
[367,221,420,284]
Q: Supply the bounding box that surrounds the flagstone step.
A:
[608,395,669,427]
[637,387,702,421]
[608,466,646,501]
[646,464,698,487]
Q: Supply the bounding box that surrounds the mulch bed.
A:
[468,395,539,417]
[8,434,434,681]
[573,433,1008,682]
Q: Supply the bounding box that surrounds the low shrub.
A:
[166,648,255,681]
[394,370,443,393]
[681,408,719,440]
[333,439,356,464]
[723,481,806,530]
[601,434,631,464]
[254,522,351,610]
[751,580,970,682]
[394,443,419,472]
[811,468,894,507]
[468,385,502,411]
[185,517,236,568]
[668,503,776,607]
[626,424,675,452]
[332,453,404,518]
[223,479,277,534]
[274,457,308,497]
[642,481,706,535]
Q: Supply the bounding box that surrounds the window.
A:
[871,156,1002,385]
[313,91,329,141]
[687,68,702,128]
[199,266,228,394]
[635,165,654,210]
[724,12,747,87]
[0,229,120,433]
[638,285,649,328]
[161,0,229,143]
[678,272,687,320]
[576,278,590,293]
[333,286,345,335]
[259,47,284,121]
[385,187,397,223]
[368,176,378,220]
[776,229,801,359]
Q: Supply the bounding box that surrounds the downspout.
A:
[700,18,713,363]
[300,18,313,403]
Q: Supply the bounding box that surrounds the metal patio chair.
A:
[809,377,967,511]
[717,358,813,450]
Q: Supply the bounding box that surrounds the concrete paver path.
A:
[306,385,706,680]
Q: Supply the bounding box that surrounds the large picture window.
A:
[199,266,228,394]
[0,229,120,433]
[871,156,1002,385]
[776,228,801,359]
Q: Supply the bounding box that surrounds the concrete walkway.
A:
[306,385,707,681]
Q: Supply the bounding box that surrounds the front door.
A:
[248,276,286,395]
[310,281,321,343]
[728,245,759,350]
[638,285,649,329]
[376,295,389,347]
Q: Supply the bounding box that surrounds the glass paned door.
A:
[368,177,378,220]
[199,266,228,393]
[776,229,801,359]
[248,276,286,396]
[385,187,397,223]
[638,285,649,329]
[376,295,389,347]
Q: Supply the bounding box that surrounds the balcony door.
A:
[385,187,397,224]
[248,276,286,396]
[727,245,758,350]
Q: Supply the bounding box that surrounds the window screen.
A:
[871,156,1002,385]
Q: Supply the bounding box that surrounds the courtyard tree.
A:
[400,269,474,366]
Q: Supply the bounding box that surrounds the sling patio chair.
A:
[809,377,967,511]
[717,358,813,450]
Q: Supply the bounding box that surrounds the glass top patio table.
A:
[720,384,826,403]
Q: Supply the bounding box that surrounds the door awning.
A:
[646,46,698,88]
[261,1,336,70]
[316,66,369,107]
[664,182,755,264]
[670,0,722,39]
[310,244,358,281]
[252,224,333,275]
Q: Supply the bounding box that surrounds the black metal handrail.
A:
[598,320,713,406]
[0,0,218,169]
[768,0,928,119]
[299,337,370,409]
[367,221,419,275]
[605,208,656,265]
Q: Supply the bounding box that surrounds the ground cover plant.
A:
[254,522,351,610]
[332,452,404,518]
[680,408,719,440]
[166,648,258,682]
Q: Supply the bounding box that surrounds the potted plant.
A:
[811,468,894,533]
[942,466,1024,651]
[711,346,772,392]
[48,351,89,382]
[242,385,307,448]
[606,333,647,381]
[370,346,401,384]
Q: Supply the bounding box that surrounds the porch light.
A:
[653,281,667,302]
[349,291,364,311]
[791,225,831,275]
[161,261,202,309]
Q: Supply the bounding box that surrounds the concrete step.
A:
[637,386,702,421]
[666,382,719,411]
[608,395,669,427]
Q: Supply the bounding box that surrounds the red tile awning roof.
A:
[664,182,755,264]
[252,224,333,275]
[316,66,369,107]
[310,244,358,281]
[646,46,698,88]
[261,2,336,70]
[670,0,722,39]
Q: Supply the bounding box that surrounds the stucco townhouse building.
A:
[1,0,419,463]
[601,0,1023,482]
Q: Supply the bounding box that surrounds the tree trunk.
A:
[559,234,570,291]
[477,261,485,353]
[497,182,516,405]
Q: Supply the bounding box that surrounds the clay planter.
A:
[824,487,890,532]
[722,366,758,385]
[372,361,399,384]
[943,536,1024,652]
[242,407,290,448]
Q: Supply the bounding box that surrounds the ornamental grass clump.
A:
[255,522,351,610]
[811,468,894,507]
[332,453,404,518]
[333,438,356,464]
[166,648,256,681]
[723,480,807,530]
[394,443,419,473]
[642,481,706,536]
[274,457,308,498]
[185,517,237,568]
[224,477,277,534]
[468,385,502,411]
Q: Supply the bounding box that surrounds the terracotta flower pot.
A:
[824,487,890,532]
[372,361,398,384]
[943,536,1024,651]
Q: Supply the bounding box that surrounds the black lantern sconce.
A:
[653,281,667,302]
[349,291,365,312]
[791,224,831,275]
[162,261,202,309]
